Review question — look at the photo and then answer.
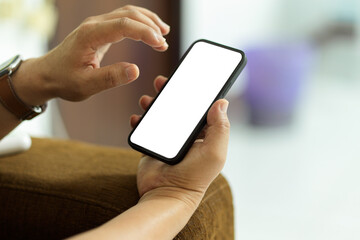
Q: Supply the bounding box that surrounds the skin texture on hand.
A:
[131,76,230,208]
[1,5,231,239]
[0,5,169,140]
[13,5,170,106]
[69,76,231,240]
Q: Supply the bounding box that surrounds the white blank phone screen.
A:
[130,41,242,159]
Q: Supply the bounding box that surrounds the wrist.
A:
[11,57,54,106]
[139,186,204,212]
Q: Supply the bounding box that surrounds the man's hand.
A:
[130,76,230,209]
[12,5,170,106]
[69,77,231,239]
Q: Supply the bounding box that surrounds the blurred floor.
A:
[223,72,360,239]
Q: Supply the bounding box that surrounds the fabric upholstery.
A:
[0,138,234,239]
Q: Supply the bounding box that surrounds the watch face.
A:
[0,56,19,77]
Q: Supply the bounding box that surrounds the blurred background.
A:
[1,0,360,239]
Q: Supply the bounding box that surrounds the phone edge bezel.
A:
[128,39,247,165]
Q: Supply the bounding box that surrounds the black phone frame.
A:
[128,39,247,165]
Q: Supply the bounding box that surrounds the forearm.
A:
[68,188,203,240]
[0,57,51,140]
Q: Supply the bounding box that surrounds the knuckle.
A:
[216,118,231,134]
[104,68,120,88]
[117,17,130,27]
[76,22,94,38]
[83,16,95,23]
[126,9,140,17]
[122,5,134,10]
[221,119,231,130]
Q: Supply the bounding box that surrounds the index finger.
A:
[84,18,168,51]
[122,5,170,35]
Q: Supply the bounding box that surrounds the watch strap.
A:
[0,73,46,120]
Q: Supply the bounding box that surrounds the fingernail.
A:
[163,22,170,30]
[163,40,169,48]
[155,32,165,43]
[126,65,137,81]
[220,101,229,113]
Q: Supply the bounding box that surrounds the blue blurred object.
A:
[244,43,314,126]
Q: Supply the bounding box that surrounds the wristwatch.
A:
[0,55,47,120]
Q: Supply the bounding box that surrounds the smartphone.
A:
[128,39,247,165]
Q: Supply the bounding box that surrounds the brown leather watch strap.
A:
[0,73,43,120]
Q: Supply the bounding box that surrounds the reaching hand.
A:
[13,5,170,106]
[130,76,230,208]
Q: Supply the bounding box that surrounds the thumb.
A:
[88,62,139,93]
[202,99,230,163]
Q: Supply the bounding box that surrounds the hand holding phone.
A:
[129,39,247,164]
[135,97,231,200]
